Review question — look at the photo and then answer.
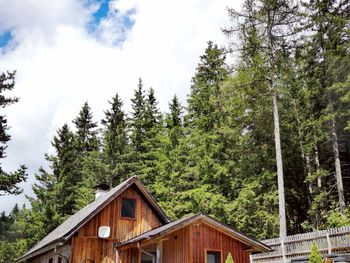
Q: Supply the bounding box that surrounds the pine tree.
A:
[130,78,146,153]
[188,41,229,131]
[101,93,129,185]
[166,95,183,147]
[225,252,234,263]
[139,87,163,186]
[73,102,99,153]
[0,71,27,195]
[28,167,61,240]
[163,42,234,223]
[302,0,350,215]
[309,244,322,263]
[129,79,163,186]
[51,124,82,217]
[225,0,300,239]
[144,87,160,128]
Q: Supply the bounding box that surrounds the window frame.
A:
[204,249,223,263]
[120,197,137,220]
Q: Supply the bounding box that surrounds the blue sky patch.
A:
[92,0,110,26]
[88,0,136,46]
[0,31,12,48]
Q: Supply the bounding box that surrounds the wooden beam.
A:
[156,241,162,263]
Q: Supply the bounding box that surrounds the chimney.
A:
[94,183,110,200]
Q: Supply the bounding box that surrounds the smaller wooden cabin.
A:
[18,176,270,263]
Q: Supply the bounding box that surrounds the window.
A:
[48,258,53,263]
[207,251,221,263]
[121,198,136,219]
[57,257,62,263]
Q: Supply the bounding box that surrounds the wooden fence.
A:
[251,226,350,263]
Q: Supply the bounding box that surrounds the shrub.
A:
[225,252,234,263]
[309,243,322,263]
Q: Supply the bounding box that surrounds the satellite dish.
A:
[98,226,110,238]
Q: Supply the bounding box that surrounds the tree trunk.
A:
[272,89,287,240]
[314,145,321,187]
[306,155,313,193]
[331,115,346,214]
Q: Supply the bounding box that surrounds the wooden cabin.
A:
[18,176,270,263]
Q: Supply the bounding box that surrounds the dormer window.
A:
[121,198,136,219]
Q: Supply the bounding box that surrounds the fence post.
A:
[326,233,332,254]
[281,240,287,263]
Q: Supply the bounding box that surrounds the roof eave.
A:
[202,215,271,253]
[115,213,271,253]
[17,241,65,262]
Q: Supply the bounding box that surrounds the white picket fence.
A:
[251,226,350,263]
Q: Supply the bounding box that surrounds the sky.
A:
[0,0,241,213]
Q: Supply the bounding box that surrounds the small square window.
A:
[121,198,136,219]
[207,251,221,263]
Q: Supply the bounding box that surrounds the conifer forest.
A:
[0,0,350,261]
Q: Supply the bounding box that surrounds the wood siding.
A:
[192,221,251,263]
[126,219,251,263]
[162,225,192,263]
[158,220,251,263]
[70,185,162,263]
[29,244,71,263]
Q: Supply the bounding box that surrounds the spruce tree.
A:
[225,253,234,263]
[225,0,300,239]
[166,95,183,147]
[302,0,350,215]
[188,41,229,131]
[309,244,322,263]
[163,42,234,223]
[101,93,129,185]
[51,124,81,217]
[0,71,27,195]
[130,78,146,153]
[73,102,99,153]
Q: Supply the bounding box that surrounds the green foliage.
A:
[309,244,322,263]
[225,252,234,263]
[0,71,27,195]
[130,78,146,152]
[1,2,350,261]
[0,240,27,263]
[323,206,350,229]
[101,93,129,185]
[188,41,229,131]
[73,102,99,152]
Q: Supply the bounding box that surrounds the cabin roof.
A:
[18,176,170,262]
[115,213,271,253]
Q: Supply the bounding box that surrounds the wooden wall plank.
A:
[70,185,162,263]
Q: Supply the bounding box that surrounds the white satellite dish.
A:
[98,226,111,238]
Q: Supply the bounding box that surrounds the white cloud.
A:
[0,0,242,213]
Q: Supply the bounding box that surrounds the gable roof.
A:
[18,176,170,262]
[116,213,271,253]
